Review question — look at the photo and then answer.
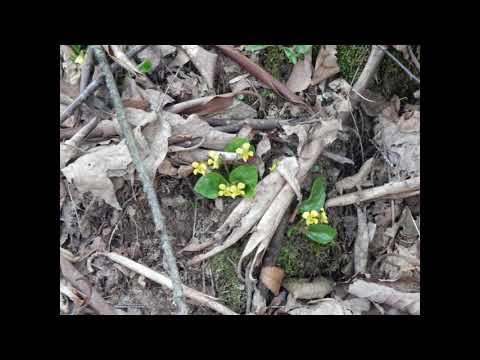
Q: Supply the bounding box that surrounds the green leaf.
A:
[299,177,326,213]
[224,137,255,154]
[71,45,82,55]
[306,224,336,245]
[282,47,298,64]
[287,226,299,237]
[137,59,153,74]
[229,165,258,197]
[243,45,272,52]
[194,172,228,199]
[294,45,312,55]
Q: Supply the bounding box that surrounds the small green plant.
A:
[243,45,313,64]
[193,138,259,200]
[289,177,337,245]
[137,58,153,74]
[70,45,87,64]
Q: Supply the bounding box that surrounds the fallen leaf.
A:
[354,206,369,274]
[348,279,420,315]
[256,134,271,159]
[288,298,352,315]
[181,45,218,89]
[259,266,285,295]
[104,45,143,76]
[165,93,236,116]
[335,158,374,194]
[204,100,257,120]
[158,159,178,176]
[286,49,312,93]
[392,45,410,61]
[341,297,371,315]
[311,45,340,86]
[137,45,176,70]
[168,47,190,68]
[61,141,132,210]
[282,124,309,155]
[284,277,334,300]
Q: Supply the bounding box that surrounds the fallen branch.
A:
[80,46,94,93]
[60,254,117,315]
[60,116,100,168]
[92,45,189,315]
[215,45,312,111]
[325,177,420,208]
[60,45,149,124]
[104,252,238,315]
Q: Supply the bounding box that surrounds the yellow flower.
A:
[192,161,207,176]
[318,208,329,224]
[207,151,221,169]
[302,210,319,225]
[235,142,254,162]
[74,52,85,65]
[217,182,246,198]
[269,160,278,172]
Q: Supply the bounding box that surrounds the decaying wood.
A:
[105,252,238,315]
[326,177,420,208]
[92,45,189,315]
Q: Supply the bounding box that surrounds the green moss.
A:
[337,45,370,84]
[209,246,246,313]
[263,46,287,80]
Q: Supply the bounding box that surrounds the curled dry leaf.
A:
[335,157,374,194]
[103,45,143,76]
[284,277,334,300]
[137,45,176,70]
[180,45,218,89]
[61,141,132,210]
[311,45,340,86]
[286,49,312,93]
[165,93,236,116]
[288,298,353,315]
[348,279,420,315]
[282,124,309,155]
[259,266,285,295]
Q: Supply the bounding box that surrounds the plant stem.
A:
[92,45,189,315]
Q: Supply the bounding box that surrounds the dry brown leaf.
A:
[284,277,334,300]
[204,100,257,120]
[288,298,352,315]
[157,159,177,176]
[392,45,410,61]
[311,45,340,86]
[165,93,236,116]
[168,47,190,68]
[341,297,371,315]
[282,124,309,155]
[61,141,132,210]
[348,279,420,315]
[137,45,176,70]
[286,50,312,93]
[335,158,374,194]
[259,266,285,295]
[180,45,218,89]
[104,45,143,76]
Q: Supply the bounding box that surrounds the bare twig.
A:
[92,45,189,315]
[60,45,149,124]
[80,46,94,93]
[104,252,238,315]
[407,45,420,71]
[376,45,420,84]
[326,177,420,208]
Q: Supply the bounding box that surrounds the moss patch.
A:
[209,246,246,313]
[337,45,370,84]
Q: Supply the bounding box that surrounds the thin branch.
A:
[104,252,238,315]
[92,45,189,315]
[376,45,420,84]
[407,45,420,71]
[60,45,149,124]
[325,177,420,208]
[80,46,94,93]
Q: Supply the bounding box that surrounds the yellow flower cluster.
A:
[192,161,207,176]
[302,208,329,225]
[236,143,254,162]
[218,182,246,198]
[207,151,220,169]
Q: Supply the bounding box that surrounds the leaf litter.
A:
[60,44,420,315]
